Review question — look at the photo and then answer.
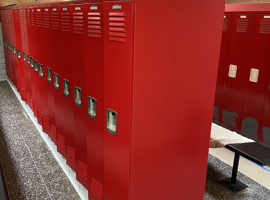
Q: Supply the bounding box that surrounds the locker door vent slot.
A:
[47,68,52,82]
[68,146,76,165]
[262,127,270,143]
[35,12,43,28]
[223,19,228,32]
[91,178,103,200]
[241,117,258,141]
[61,12,70,32]
[39,64,44,77]
[223,111,238,127]
[73,12,84,35]
[109,12,126,42]
[17,50,21,59]
[249,68,259,83]
[78,161,88,181]
[43,116,50,131]
[14,12,20,24]
[54,73,59,89]
[259,19,270,34]
[27,12,31,26]
[74,87,82,107]
[58,134,66,152]
[88,12,102,38]
[44,12,50,29]
[51,12,59,31]
[63,79,70,97]
[34,60,38,72]
[236,19,248,33]
[37,109,43,125]
[107,109,117,135]
[23,52,26,62]
[228,64,237,78]
[30,57,33,68]
[88,96,97,119]
[33,101,38,116]
[31,12,35,26]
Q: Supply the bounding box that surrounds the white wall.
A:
[0,22,7,80]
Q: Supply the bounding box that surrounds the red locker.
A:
[239,13,270,141]
[54,4,77,170]
[103,1,224,199]
[10,10,17,88]
[83,3,104,199]
[221,13,254,132]
[13,8,26,101]
[1,11,10,80]
[213,13,233,125]
[69,3,88,188]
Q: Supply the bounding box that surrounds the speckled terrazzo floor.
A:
[0,80,270,200]
[0,80,80,200]
[204,154,270,200]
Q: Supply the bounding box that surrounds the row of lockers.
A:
[213,4,270,147]
[1,0,224,199]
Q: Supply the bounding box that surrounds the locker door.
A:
[213,13,233,124]
[103,1,133,200]
[69,3,88,188]
[240,13,270,141]
[83,3,104,200]
[222,13,254,132]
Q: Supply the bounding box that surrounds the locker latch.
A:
[54,73,59,89]
[47,68,52,82]
[23,52,26,62]
[63,79,70,97]
[107,109,117,135]
[74,87,82,107]
[34,60,38,72]
[88,97,97,119]
[27,54,30,65]
[30,57,33,68]
[39,64,44,77]
[17,50,21,59]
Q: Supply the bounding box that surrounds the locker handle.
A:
[39,64,44,77]
[30,57,33,68]
[23,52,26,62]
[17,49,21,59]
[249,68,259,83]
[47,68,52,82]
[34,60,38,72]
[228,64,237,78]
[63,79,70,97]
[74,87,82,107]
[88,97,96,119]
[107,109,117,135]
[54,73,59,89]
[27,54,30,65]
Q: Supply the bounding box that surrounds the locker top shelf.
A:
[226,3,270,12]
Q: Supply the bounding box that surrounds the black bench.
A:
[0,163,9,200]
[220,142,270,192]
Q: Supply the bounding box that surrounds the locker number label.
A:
[113,4,122,10]
[63,8,68,11]
[75,7,81,11]
[90,6,98,10]
[37,9,41,12]
[53,8,57,11]
[45,9,48,11]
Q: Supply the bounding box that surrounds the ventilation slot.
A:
[262,127,270,143]
[36,13,43,28]
[109,12,126,42]
[51,124,57,144]
[73,12,84,35]
[68,146,76,165]
[33,101,38,116]
[78,161,88,181]
[19,11,23,25]
[43,116,50,131]
[223,19,228,32]
[61,12,70,32]
[27,12,31,26]
[37,108,43,125]
[259,19,270,34]
[91,179,103,200]
[88,12,102,38]
[241,117,258,141]
[236,19,248,33]
[21,88,26,101]
[58,134,66,152]
[44,13,50,29]
[51,13,59,31]
[222,111,238,127]
[31,13,35,26]
[14,12,20,24]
